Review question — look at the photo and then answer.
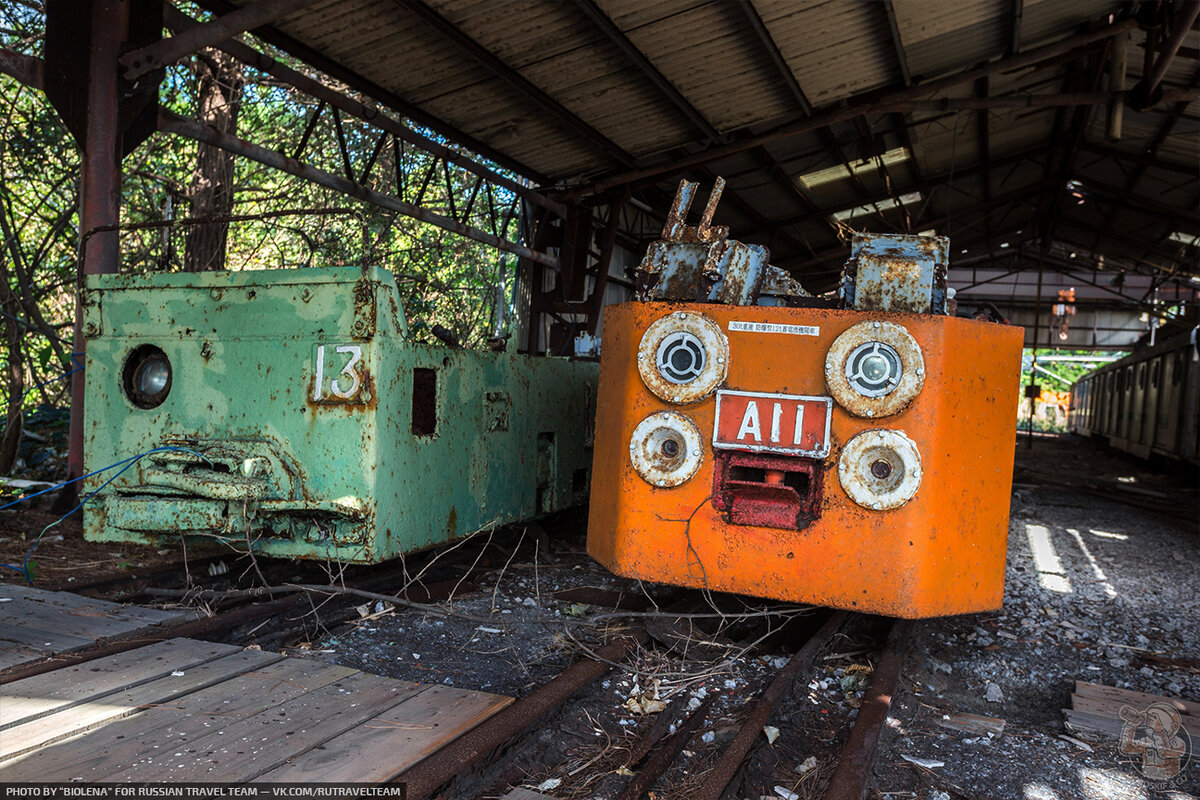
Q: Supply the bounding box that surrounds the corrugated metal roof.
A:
[197,0,1196,289]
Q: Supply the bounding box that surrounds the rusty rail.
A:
[692,611,848,800]
[823,619,916,800]
[615,695,716,800]
[394,634,644,799]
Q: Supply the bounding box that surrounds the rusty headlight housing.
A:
[825,321,924,417]
[638,312,728,404]
[838,429,922,510]
[123,345,172,409]
[629,411,703,487]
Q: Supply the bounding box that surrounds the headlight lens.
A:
[825,321,924,418]
[656,331,707,384]
[845,341,903,397]
[123,345,172,409]
[637,312,728,404]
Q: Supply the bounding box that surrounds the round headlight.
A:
[825,321,924,418]
[637,312,728,404]
[838,429,922,510]
[629,411,703,487]
[123,345,172,409]
[845,341,903,397]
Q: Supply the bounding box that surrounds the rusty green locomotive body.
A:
[82,266,597,562]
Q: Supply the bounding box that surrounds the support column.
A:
[63,0,127,504]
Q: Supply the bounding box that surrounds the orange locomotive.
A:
[587,181,1023,618]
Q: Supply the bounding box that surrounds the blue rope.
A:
[0,445,208,583]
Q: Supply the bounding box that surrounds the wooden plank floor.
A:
[0,637,513,782]
[0,584,197,670]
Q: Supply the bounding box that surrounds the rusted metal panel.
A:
[82,266,598,563]
[635,179,776,306]
[588,300,1025,618]
[842,233,950,315]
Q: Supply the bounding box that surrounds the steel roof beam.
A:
[1131,0,1200,107]
[1089,65,1200,253]
[1010,0,1024,56]
[976,73,992,255]
[162,5,565,216]
[737,145,1047,236]
[1078,142,1198,177]
[562,0,814,257]
[570,0,720,144]
[583,16,1139,194]
[735,0,878,207]
[122,0,321,79]
[881,0,925,186]
[386,0,637,169]
[188,0,547,185]
[159,108,561,268]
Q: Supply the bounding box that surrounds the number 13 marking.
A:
[313,344,363,401]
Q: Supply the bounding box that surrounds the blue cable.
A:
[0,445,208,583]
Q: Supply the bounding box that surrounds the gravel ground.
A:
[869,435,1199,800]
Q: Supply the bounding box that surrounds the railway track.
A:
[0,519,914,799]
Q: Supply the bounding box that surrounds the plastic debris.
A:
[763,725,780,744]
[901,754,945,769]
[536,778,561,792]
[773,786,799,800]
[794,756,818,774]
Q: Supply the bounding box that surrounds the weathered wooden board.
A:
[0,638,239,730]
[0,584,188,626]
[261,683,514,781]
[0,585,198,672]
[0,649,281,761]
[1074,680,1200,717]
[0,658,360,782]
[0,638,514,784]
[97,671,426,781]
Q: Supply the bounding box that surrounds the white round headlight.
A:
[825,321,924,417]
[838,429,922,510]
[637,312,728,404]
[629,411,703,487]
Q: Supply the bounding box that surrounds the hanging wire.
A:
[0,445,209,583]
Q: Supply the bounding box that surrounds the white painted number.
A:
[313,344,364,401]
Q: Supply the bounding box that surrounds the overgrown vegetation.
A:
[0,2,523,476]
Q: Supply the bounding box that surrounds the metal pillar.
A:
[64,0,127,500]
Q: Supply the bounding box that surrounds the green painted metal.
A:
[82,266,598,562]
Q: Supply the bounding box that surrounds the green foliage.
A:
[0,1,521,458]
[1020,348,1121,391]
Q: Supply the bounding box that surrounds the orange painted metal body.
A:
[587,302,1024,619]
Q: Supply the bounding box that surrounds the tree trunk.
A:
[184,50,244,272]
[0,282,24,474]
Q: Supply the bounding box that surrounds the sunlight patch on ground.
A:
[1026,523,1073,593]
[1079,767,1149,800]
[1067,528,1119,598]
[1024,783,1063,799]
[1089,529,1130,541]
